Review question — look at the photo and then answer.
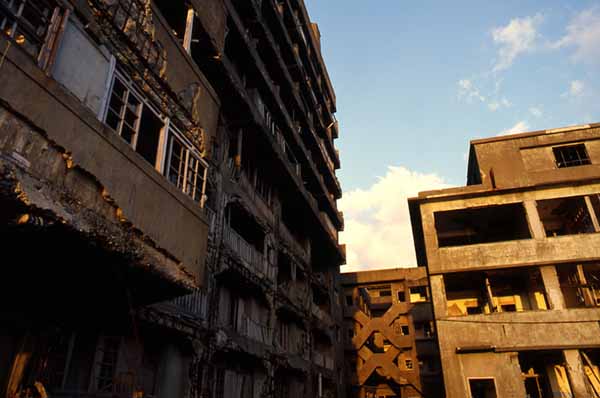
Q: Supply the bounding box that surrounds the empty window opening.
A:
[392,318,410,336]
[409,286,429,303]
[137,107,163,165]
[553,143,591,168]
[312,287,330,314]
[105,72,165,169]
[345,295,353,306]
[435,203,531,247]
[367,285,392,298]
[276,252,293,285]
[365,332,387,354]
[469,379,497,398]
[538,196,596,237]
[397,291,406,302]
[558,263,600,308]
[405,359,413,370]
[225,203,265,254]
[445,268,547,317]
[153,0,190,43]
[0,0,60,59]
[414,321,434,338]
[519,351,572,398]
[370,309,387,318]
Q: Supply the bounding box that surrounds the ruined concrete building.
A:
[340,268,443,398]
[410,123,600,397]
[0,0,346,396]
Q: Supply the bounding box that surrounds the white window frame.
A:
[102,69,209,206]
[163,125,208,206]
[103,71,167,167]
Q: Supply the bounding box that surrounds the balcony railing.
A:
[223,225,275,280]
[312,351,334,370]
[171,290,208,319]
[279,222,309,263]
[311,303,333,326]
[320,211,338,241]
[238,314,271,345]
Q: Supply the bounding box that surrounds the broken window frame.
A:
[558,263,600,308]
[103,69,209,206]
[104,70,166,166]
[553,143,591,168]
[444,268,548,317]
[164,125,208,205]
[537,195,598,237]
[91,335,122,393]
[0,0,64,64]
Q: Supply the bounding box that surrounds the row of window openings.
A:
[155,0,333,131]
[104,71,208,205]
[444,265,600,317]
[435,194,600,248]
[345,286,429,307]
[155,0,337,202]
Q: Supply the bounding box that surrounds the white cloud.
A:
[339,166,450,272]
[553,7,600,64]
[498,120,530,136]
[562,80,585,98]
[458,79,486,103]
[492,14,543,72]
[529,106,543,118]
[488,98,512,111]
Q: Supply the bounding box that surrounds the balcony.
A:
[320,211,338,241]
[312,351,335,370]
[238,314,272,345]
[170,290,208,319]
[279,222,310,264]
[311,303,334,326]
[238,171,275,222]
[223,225,275,280]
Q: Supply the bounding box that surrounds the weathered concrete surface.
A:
[410,124,600,398]
[0,36,209,285]
[341,267,443,398]
[0,102,197,295]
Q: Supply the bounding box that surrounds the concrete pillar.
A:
[523,200,546,239]
[429,275,447,319]
[564,349,591,397]
[539,265,566,310]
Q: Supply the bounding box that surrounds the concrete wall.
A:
[0,28,212,283]
[470,125,600,190]
[419,182,600,274]
[341,268,442,397]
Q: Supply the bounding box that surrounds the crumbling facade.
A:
[0,0,345,397]
[410,123,600,397]
[341,268,443,398]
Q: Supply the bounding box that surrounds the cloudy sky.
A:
[303,0,600,272]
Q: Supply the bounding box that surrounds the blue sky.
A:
[302,1,600,270]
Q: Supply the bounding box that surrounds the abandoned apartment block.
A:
[410,123,600,398]
[0,0,346,397]
[341,268,444,398]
